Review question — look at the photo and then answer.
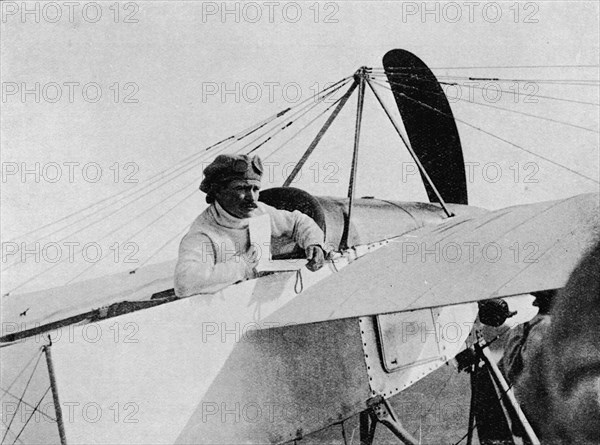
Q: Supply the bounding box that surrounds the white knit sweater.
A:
[174,201,325,296]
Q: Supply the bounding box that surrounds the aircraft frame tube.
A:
[44,342,68,445]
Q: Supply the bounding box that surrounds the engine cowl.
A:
[259,187,488,252]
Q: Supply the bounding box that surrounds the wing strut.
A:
[476,337,540,444]
[340,67,367,250]
[366,78,454,218]
[283,81,358,186]
[457,334,541,444]
[44,339,68,445]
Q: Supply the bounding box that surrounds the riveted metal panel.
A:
[360,303,478,400]
[376,309,442,372]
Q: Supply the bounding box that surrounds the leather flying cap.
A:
[200,154,264,193]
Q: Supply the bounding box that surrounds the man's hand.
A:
[305,244,325,272]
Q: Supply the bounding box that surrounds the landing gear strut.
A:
[456,333,541,445]
[360,395,419,445]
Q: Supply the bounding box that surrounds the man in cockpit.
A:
[174,154,326,297]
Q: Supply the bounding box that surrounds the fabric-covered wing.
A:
[1,260,176,329]
[264,193,599,327]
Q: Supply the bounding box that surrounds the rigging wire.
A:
[10,175,203,286]
[378,76,599,133]
[0,420,23,445]
[261,94,347,161]
[4,152,223,289]
[366,77,454,218]
[0,349,43,404]
[65,83,352,281]
[0,387,56,423]
[235,78,350,155]
[4,183,201,290]
[4,77,350,246]
[5,80,352,290]
[1,351,44,444]
[370,79,599,184]
[8,387,51,445]
[62,188,198,285]
[4,134,231,245]
[247,79,351,155]
[0,134,238,273]
[66,84,352,278]
[2,79,350,274]
[369,74,599,188]
[436,76,599,87]
[371,64,600,70]
[131,224,191,272]
[374,71,600,86]
[437,81,599,106]
[370,72,600,106]
[5,98,293,244]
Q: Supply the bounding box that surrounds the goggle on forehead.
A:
[232,155,263,174]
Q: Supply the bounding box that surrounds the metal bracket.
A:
[365,395,419,445]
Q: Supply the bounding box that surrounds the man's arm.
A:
[174,231,256,297]
[260,203,327,270]
[261,203,325,249]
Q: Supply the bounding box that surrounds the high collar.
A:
[210,201,256,229]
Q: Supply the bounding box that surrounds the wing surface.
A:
[1,260,176,328]
[264,193,599,326]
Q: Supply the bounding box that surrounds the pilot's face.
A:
[215,179,261,219]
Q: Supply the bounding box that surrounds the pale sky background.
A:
[1,1,599,294]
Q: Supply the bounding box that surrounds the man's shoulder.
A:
[186,207,218,236]
[256,201,276,214]
[256,201,300,217]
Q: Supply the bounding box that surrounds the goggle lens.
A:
[231,156,263,174]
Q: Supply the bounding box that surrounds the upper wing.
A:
[264,193,599,326]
